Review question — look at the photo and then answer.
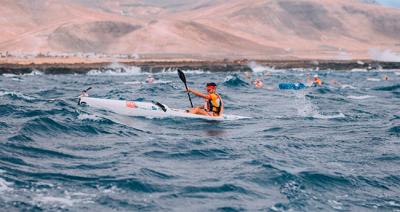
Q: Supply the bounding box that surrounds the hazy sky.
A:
[376,0,400,7]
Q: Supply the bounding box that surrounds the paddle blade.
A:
[177,69,186,83]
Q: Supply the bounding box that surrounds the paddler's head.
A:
[313,74,319,80]
[206,82,217,93]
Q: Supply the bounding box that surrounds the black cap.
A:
[206,82,217,87]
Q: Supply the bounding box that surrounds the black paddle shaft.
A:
[178,70,194,108]
[83,87,92,93]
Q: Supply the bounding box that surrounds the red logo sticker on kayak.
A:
[126,101,137,108]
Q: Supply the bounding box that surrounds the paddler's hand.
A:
[186,88,192,93]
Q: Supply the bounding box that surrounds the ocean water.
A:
[0,67,399,211]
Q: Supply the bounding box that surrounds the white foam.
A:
[160,68,210,75]
[223,114,252,121]
[387,201,400,207]
[11,77,23,81]
[2,70,43,77]
[312,113,346,119]
[248,61,268,73]
[2,73,18,77]
[25,70,43,76]
[101,185,121,194]
[351,68,368,72]
[0,178,12,192]
[367,78,381,82]
[295,93,345,119]
[34,191,95,207]
[78,114,102,121]
[123,81,143,85]
[88,63,142,76]
[223,75,236,82]
[291,68,309,72]
[248,61,286,73]
[341,84,356,89]
[152,80,172,84]
[347,95,375,100]
[35,196,76,206]
[87,68,142,76]
[328,199,344,210]
[0,91,35,100]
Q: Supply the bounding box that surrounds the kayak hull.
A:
[79,97,248,121]
[279,83,307,90]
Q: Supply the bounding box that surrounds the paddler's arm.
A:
[219,96,224,116]
[306,73,312,83]
[188,89,210,99]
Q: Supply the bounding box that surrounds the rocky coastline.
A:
[1,59,399,75]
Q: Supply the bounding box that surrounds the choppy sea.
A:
[0,64,399,211]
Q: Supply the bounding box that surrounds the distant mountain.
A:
[1,0,400,60]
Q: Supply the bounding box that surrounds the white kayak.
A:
[79,96,249,121]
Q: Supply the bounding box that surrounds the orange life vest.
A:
[206,93,222,114]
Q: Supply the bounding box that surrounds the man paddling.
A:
[186,82,224,117]
[307,73,323,87]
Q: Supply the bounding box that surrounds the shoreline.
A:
[1,58,400,74]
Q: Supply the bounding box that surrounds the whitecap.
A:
[0,91,35,100]
[101,185,121,194]
[25,70,43,76]
[248,61,269,73]
[328,199,344,210]
[347,95,375,100]
[248,61,286,73]
[0,178,12,192]
[78,114,102,121]
[222,114,252,121]
[34,191,94,207]
[87,63,142,76]
[295,92,345,119]
[312,113,346,119]
[367,78,381,82]
[35,196,76,207]
[152,80,172,84]
[387,201,400,207]
[11,77,23,81]
[341,84,356,89]
[351,68,368,72]
[123,81,143,85]
[2,73,18,77]
[87,68,142,76]
[159,68,210,75]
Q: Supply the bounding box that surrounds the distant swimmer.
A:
[186,82,224,117]
[383,75,389,81]
[146,75,155,84]
[253,78,264,89]
[307,73,323,87]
